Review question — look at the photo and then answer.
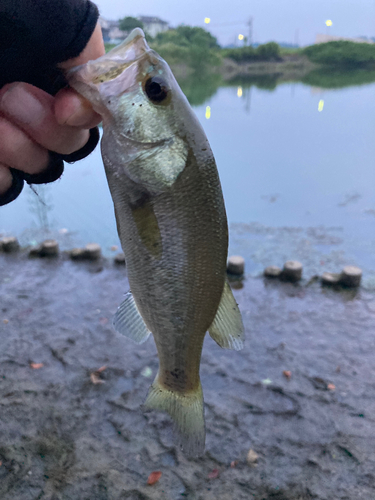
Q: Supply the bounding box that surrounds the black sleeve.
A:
[0,0,99,91]
[0,0,100,206]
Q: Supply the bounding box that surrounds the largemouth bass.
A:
[68,28,244,455]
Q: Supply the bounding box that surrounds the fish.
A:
[68,28,244,456]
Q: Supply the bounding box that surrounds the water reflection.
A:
[177,66,375,107]
[177,71,222,106]
[302,67,375,89]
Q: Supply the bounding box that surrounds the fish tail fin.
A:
[143,375,205,456]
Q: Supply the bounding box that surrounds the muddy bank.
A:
[1,252,375,499]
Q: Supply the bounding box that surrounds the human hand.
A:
[0,22,105,199]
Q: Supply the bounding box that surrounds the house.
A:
[99,17,128,44]
[137,16,169,38]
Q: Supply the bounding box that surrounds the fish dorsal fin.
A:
[113,291,151,344]
[208,280,244,351]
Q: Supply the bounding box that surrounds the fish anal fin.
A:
[143,375,205,457]
[113,291,151,344]
[208,280,244,351]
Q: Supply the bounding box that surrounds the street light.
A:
[238,34,244,41]
[204,18,211,24]
[325,19,332,27]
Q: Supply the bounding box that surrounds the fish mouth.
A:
[119,132,173,149]
[68,28,151,86]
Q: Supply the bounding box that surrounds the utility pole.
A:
[247,16,253,46]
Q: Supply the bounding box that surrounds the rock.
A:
[84,243,102,260]
[321,272,341,286]
[1,236,19,253]
[69,248,86,260]
[114,252,126,265]
[29,245,43,257]
[281,260,303,282]
[227,255,245,275]
[264,265,282,278]
[340,266,362,288]
[40,239,59,257]
[70,243,102,261]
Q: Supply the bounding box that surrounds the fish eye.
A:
[144,76,169,104]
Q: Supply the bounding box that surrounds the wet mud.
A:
[1,253,375,499]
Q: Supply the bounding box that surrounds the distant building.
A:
[315,34,375,45]
[137,16,169,38]
[99,16,169,44]
[99,17,128,44]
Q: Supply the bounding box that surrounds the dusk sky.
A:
[95,0,375,46]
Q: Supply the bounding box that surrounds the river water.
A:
[1,74,375,285]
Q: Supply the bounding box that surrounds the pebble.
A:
[264,265,282,278]
[281,260,303,282]
[227,255,245,275]
[340,265,362,288]
[1,236,19,253]
[247,449,259,466]
[114,252,126,265]
[321,272,341,286]
[40,239,59,257]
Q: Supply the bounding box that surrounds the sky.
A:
[94,0,375,47]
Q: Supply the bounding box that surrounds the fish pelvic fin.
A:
[143,376,205,457]
[113,291,151,344]
[208,280,245,351]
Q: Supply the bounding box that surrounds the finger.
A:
[0,116,49,174]
[0,83,90,155]
[58,23,105,70]
[54,88,102,128]
[0,164,13,196]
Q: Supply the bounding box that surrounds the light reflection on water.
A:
[1,76,374,285]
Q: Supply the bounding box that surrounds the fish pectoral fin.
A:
[208,280,245,351]
[113,291,151,344]
[143,376,205,457]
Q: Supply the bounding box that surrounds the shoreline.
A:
[171,54,318,82]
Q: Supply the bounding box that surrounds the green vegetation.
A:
[150,26,221,72]
[304,41,375,68]
[118,16,143,32]
[223,42,281,63]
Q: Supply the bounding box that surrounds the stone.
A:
[264,265,282,278]
[29,245,43,257]
[281,260,303,282]
[83,243,102,260]
[40,239,59,257]
[1,236,19,253]
[70,244,102,261]
[340,265,362,288]
[114,252,126,265]
[321,272,341,286]
[227,255,245,275]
